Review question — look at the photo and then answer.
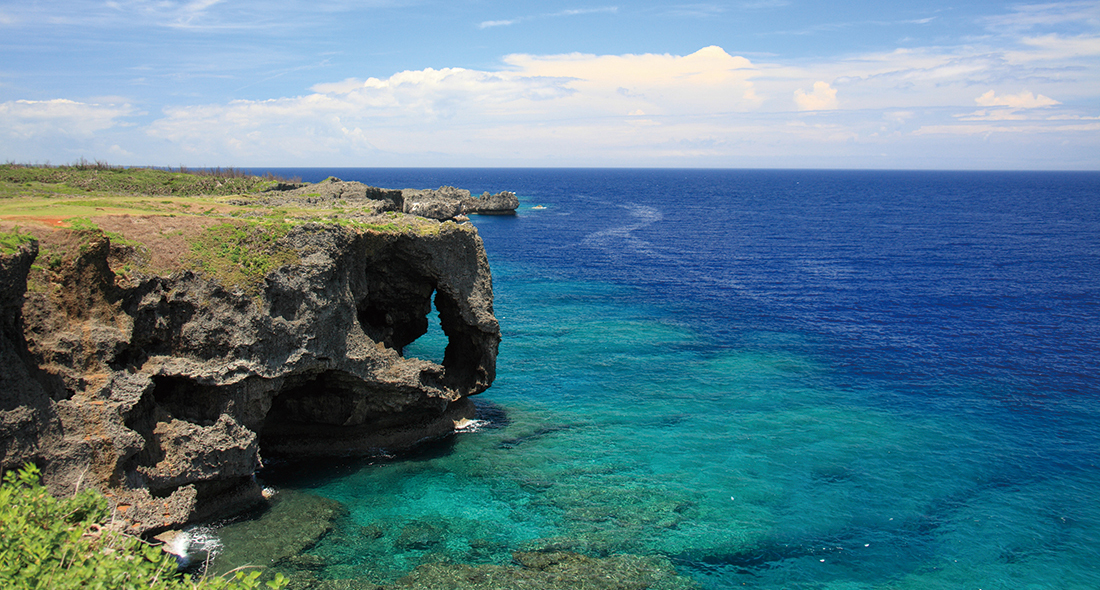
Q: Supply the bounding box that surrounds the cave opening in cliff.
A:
[400,288,482,388]
[355,262,486,391]
[356,274,433,354]
[402,301,446,364]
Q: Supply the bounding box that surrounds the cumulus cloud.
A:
[975,90,1060,108]
[5,25,1090,168]
[129,38,1100,166]
[793,81,838,111]
[0,99,136,138]
[145,46,766,163]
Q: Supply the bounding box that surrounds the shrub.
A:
[0,229,36,255]
[0,464,287,590]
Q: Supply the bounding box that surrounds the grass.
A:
[0,162,295,198]
[0,162,453,295]
[185,221,298,295]
[0,228,35,255]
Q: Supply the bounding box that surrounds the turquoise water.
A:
[244,169,1100,589]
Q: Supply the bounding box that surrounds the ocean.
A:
[225,169,1100,589]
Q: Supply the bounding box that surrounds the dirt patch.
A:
[1,215,222,275]
[0,216,70,228]
[93,215,220,273]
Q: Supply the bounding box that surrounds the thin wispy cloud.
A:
[657,4,726,18]
[740,0,791,9]
[982,1,1100,33]
[479,19,518,29]
[770,16,938,36]
[478,6,618,29]
[16,0,395,31]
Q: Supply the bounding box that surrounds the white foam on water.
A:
[168,526,224,569]
[455,418,491,432]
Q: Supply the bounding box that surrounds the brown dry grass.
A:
[2,215,220,277]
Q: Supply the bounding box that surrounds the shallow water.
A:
[228,169,1100,589]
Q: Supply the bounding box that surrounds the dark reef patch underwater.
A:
[216,168,1100,589]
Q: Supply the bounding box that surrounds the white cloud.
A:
[557,8,619,17]
[478,19,517,29]
[982,2,1100,33]
[793,81,838,111]
[125,38,1100,167]
[1005,33,1100,63]
[6,0,1099,171]
[975,90,1060,108]
[741,1,790,9]
[0,99,136,138]
[146,46,767,163]
[19,0,392,31]
[955,109,1030,122]
[477,6,617,29]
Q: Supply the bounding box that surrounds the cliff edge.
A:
[0,169,502,535]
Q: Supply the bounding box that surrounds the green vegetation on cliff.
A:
[0,464,287,590]
[0,229,35,254]
[0,162,289,197]
[0,163,452,295]
[187,221,299,295]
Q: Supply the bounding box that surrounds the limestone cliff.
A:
[0,215,499,535]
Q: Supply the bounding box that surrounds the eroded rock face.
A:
[0,241,61,470]
[0,219,499,534]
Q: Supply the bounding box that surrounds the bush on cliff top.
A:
[0,464,286,590]
[0,229,35,255]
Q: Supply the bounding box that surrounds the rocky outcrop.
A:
[0,241,61,473]
[242,178,520,220]
[240,177,405,213]
[0,216,499,535]
[402,186,519,219]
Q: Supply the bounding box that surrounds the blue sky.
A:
[1,1,1098,169]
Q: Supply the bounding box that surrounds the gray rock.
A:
[232,177,405,213]
[234,179,518,220]
[0,217,500,534]
[402,186,518,219]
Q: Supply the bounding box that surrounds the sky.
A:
[1,1,1098,169]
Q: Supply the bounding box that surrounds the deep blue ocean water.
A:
[242,169,1100,588]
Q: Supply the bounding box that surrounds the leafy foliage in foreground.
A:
[0,464,287,590]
